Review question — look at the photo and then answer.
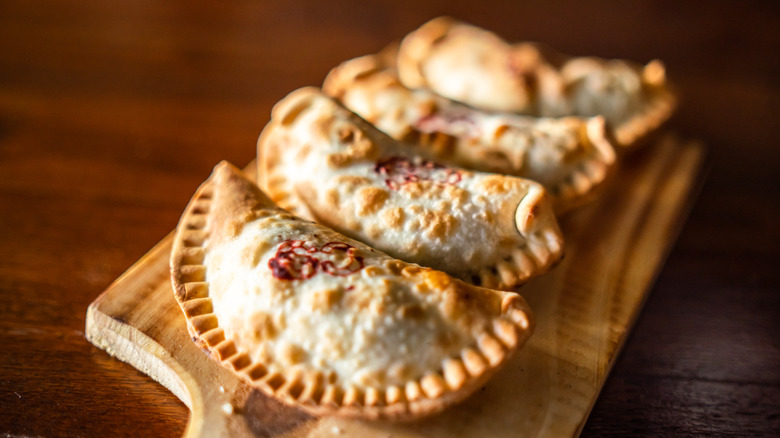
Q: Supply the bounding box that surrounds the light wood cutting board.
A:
[86,134,706,437]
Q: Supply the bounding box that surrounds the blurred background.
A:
[1,1,777,436]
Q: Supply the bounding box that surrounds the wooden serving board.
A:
[86,134,706,438]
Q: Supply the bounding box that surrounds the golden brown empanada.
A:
[170,162,535,420]
[323,53,617,213]
[258,87,564,290]
[397,17,676,147]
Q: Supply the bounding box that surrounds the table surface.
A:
[1,1,778,436]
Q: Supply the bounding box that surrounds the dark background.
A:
[1,1,778,436]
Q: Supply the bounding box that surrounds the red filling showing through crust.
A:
[269,240,364,280]
[374,156,462,190]
[414,111,480,138]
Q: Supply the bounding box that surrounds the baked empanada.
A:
[323,53,617,213]
[170,162,535,420]
[258,87,564,290]
[397,17,676,147]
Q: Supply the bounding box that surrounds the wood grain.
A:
[85,135,705,437]
[2,1,779,437]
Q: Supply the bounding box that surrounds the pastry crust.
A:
[258,87,564,290]
[323,53,617,213]
[170,162,535,420]
[397,17,676,148]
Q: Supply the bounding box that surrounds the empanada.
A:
[170,162,535,420]
[397,17,676,147]
[258,87,564,290]
[323,53,617,213]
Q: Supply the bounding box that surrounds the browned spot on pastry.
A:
[325,188,340,206]
[370,300,388,316]
[295,143,312,162]
[384,259,405,274]
[399,304,426,320]
[328,129,379,168]
[404,240,428,260]
[225,218,244,238]
[356,187,389,216]
[445,185,470,206]
[321,337,345,359]
[274,312,287,331]
[442,288,468,320]
[420,183,449,201]
[257,344,274,364]
[344,290,371,311]
[337,126,355,143]
[401,265,423,277]
[436,200,452,212]
[276,213,296,221]
[402,182,425,199]
[477,210,494,225]
[344,217,363,232]
[493,124,510,140]
[418,210,458,240]
[327,152,354,168]
[250,240,273,266]
[423,270,452,291]
[366,225,382,239]
[262,142,282,170]
[309,288,342,312]
[383,207,405,229]
[335,175,372,189]
[479,175,515,194]
[281,343,306,365]
[251,311,278,340]
[443,280,501,325]
[427,212,458,240]
[363,266,385,277]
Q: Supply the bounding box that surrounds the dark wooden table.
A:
[1,1,778,436]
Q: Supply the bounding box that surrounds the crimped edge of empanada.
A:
[471,182,563,290]
[614,60,677,148]
[550,115,618,213]
[170,162,535,420]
